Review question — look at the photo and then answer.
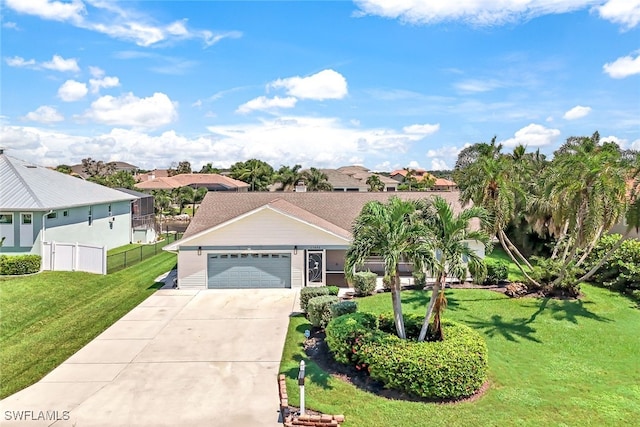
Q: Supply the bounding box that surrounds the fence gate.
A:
[42,242,107,275]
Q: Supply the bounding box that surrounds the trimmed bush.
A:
[330,300,358,319]
[583,234,640,295]
[327,285,340,296]
[307,295,340,328]
[300,286,330,312]
[484,260,508,285]
[360,320,488,399]
[353,271,377,296]
[326,313,489,400]
[412,269,426,287]
[0,255,41,275]
[382,275,393,291]
[325,312,378,365]
[377,312,425,339]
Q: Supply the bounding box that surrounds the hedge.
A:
[326,312,488,400]
[353,271,377,296]
[330,300,358,319]
[484,260,508,285]
[0,255,41,275]
[300,286,330,312]
[307,295,340,328]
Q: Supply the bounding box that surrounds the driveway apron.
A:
[0,289,298,427]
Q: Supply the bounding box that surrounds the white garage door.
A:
[207,253,291,289]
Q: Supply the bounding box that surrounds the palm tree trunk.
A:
[575,225,604,267]
[391,270,406,339]
[497,231,541,287]
[499,229,534,270]
[551,221,569,260]
[418,274,442,342]
[578,231,629,283]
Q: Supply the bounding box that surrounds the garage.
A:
[207,253,291,288]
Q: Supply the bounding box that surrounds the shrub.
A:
[412,269,426,287]
[360,321,488,399]
[300,286,330,312]
[584,235,640,295]
[0,255,41,275]
[330,300,357,318]
[353,271,377,296]
[327,285,340,296]
[307,295,340,328]
[484,260,508,285]
[382,275,393,291]
[325,312,378,365]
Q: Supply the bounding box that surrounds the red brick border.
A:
[278,374,345,426]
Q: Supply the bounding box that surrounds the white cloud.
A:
[501,123,561,147]
[426,145,469,159]
[563,105,592,120]
[269,69,348,100]
[42,54,80,72]
[89,66,105,78]
[407,160,422,169]
[631,139,640,150]
[3,21,19,30]
[403,123,440,136]
[430,159,449,170]
[353,0,600,26]
[81,92,177,129]
[603,52,640,78]
[58,80,88,102]
[5,0,85,23]
[89,76,120,94]
[454,79,504,93]
[236,96,298,114]
[22,106,64,123]
[596,0,640,30]
[5,56,36,67]
[4,0,241,48]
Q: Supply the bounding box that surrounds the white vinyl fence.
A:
[41,242,107,275]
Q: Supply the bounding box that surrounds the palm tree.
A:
[417,196,490,341]
[302,168,333,191]
[275,164,303,191]
[366,175,385,192]
[178,186,196,214]
[230,159,274,191]
[543,133,628,285]
[345,197,434,339]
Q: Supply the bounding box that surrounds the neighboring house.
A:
[433,178,458,191]
[136,169,170,182]
[164,191,484,290]
[135,174,249,192]
[0,150,134,256]
[116,188,157,243]
[286,165,397,192]
[390,168,432,182]
[610,179,640,240]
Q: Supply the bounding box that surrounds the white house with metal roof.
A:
[0,150,134,256]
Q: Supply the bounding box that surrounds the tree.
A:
[200,163,220,174]
[366,175,385,192]
[105,170,136,189]
[302,168,333,191]
[275,164,303,191]
[417,196,490,341]
[173,161,192,175]
[345,197,434,339]
[230,159,274,191]
[55,164,73,174]
[81,157,115,178]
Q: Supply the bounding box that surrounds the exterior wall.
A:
[0,201,132,255]
[176,248,306,290]
[610,221,640,240]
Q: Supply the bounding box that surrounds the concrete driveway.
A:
[0,288,298,426]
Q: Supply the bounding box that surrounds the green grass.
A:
[487,247,527,282]
[280,285,640,426]
[0,252,176,398]
[107,243,141,255]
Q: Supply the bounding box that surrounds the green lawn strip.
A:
[0,252,176,398]
[107,243,140,256]
[281,285,640,426]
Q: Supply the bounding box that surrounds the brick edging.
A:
[278,374,345,426]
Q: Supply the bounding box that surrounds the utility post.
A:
[298,360,306,415]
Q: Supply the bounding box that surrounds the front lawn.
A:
[280,285,640,426]
[0,251,176,398]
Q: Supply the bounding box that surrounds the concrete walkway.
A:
[0,288,298,426]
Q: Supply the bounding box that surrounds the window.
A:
[108,204,112,217]
[63,210,69,217]
[21,213,32,225]
[88,206,93,226]
[47,212,57,219]
[0,213,12,224]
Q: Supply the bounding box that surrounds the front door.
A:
[307,250,324,286]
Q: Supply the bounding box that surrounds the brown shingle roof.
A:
[182,191,467,239]
[135,174,249,190]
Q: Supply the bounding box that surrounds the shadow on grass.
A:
[286,316,332,390]
[147,282,165,290]
[521,297,612,324]
[402,290,465,313]
[464,314,542,343]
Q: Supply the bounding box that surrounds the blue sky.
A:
[1,0,639,171]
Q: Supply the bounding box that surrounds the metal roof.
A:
[0,154,135,211]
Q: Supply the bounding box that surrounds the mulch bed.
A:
[302,328,490,405]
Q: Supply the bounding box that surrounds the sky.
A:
[1,0,639,172]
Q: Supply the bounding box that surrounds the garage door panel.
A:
[208,253,291,289]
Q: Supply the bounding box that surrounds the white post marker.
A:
[298,360,306,415]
